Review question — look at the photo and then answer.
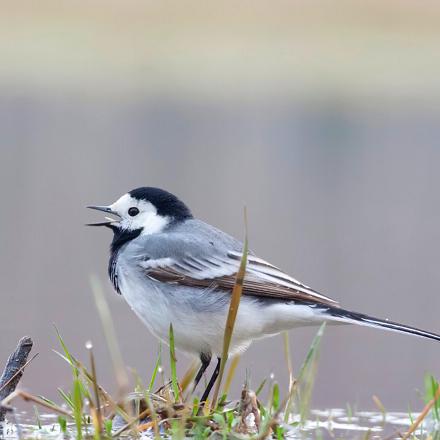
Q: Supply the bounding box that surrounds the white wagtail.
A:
[88,187,440,401]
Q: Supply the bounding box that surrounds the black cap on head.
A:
[129,187,193,222]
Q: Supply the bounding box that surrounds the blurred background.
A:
[1,0,440,411]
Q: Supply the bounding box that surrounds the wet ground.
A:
[2,409,439,439]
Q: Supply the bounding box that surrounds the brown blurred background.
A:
[1,0,440,411]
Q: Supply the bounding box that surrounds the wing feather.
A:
[139,251,338,306]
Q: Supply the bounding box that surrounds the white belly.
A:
[116,259,323,357]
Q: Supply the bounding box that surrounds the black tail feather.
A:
[321,306,440,342]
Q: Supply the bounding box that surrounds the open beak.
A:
[86,205,121,227]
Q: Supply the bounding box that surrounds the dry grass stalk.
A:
[211,208,249,408]
[402,384,440,439]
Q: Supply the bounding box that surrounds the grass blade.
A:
[296,323,326,383]
[372,395,386,424]
[148,344,162,393]
[255,378,267,397]
[58,388,74,410]
[169,324,180,402]
[180,359,200,395]
[54,327,78,379]
[432,376,440,421]
[283,331,295,423]
[72,378,83,440]
[87,342,102,436]
[223,355,240,396]
[56,349,131,423]
[403,376,440,439]
[294,322,326,423]
[271,382,280,412]
[58,416,67,434]
[211,207,248,409]
[33,405,42,429]
[90,275,129,396]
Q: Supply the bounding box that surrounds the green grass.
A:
[169,324,180,403]
[5,295,440,439]
[425,374,440,423]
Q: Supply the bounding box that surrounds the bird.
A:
[88,186,440,402]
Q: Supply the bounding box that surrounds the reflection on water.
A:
[3,409,440,439]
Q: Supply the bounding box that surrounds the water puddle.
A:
[286,409,440,439]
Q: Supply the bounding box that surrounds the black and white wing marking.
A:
[139,250,338,307]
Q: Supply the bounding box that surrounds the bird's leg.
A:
[192,352,211,393]
[200,357,221,403]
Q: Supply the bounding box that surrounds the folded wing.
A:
[139,249,338,307]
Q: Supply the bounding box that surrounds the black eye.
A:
[128,207,139,217]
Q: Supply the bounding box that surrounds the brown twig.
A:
[0,337,34,422]
[2,390,72,418]
[0,353,38,397]
[112,407,151,437]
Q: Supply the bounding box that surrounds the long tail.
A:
[319,305,440,342]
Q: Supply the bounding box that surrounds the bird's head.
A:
[87,187,192,235]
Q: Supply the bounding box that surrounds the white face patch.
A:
[110,193,170,235]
